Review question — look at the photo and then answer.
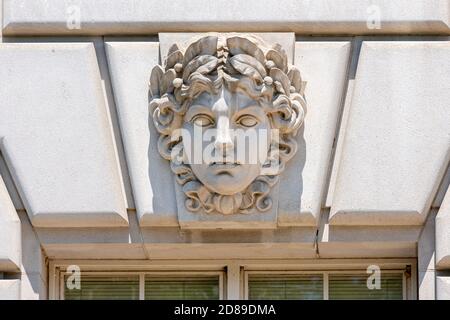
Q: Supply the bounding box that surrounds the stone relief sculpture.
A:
[149,34,306,215]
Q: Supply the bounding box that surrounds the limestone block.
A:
[0,280,20,300]
[419,271,435,300]
[0,152,24,209]
[20,273,46,300]
[433,166,450,207]
[436,276,450,300]
[105,40,178,226]
[418,209,436,272]
[279,41,351,226]
[0,43,128,227]
[436,187,450,268]
[2,0,449,35]
[331,41,450,226]
[0,0,2,41]
[0,176,21,271]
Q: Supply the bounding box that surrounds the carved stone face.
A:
[149,34,307,215]
[184,87,271,195]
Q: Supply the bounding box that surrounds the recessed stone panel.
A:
[436,276,450,300]
[278,41,351,226]
[0,280,20,300]
[0,177,21,271]
[105,40,179,226]
[331,41,450,226]
[0,43,128,227]
[436,186,450,268]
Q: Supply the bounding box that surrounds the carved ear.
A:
[227,36,265,65]
[183,35,218,67]
[149,65,164,98]
[270,68,290,95]
[287,66,302,93]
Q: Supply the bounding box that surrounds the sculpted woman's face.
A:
[182,86,271,195]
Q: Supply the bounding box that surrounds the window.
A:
[245,271,406,300]
[145,277,220,300]
[62,272,223,300]
[328,273,403,300]
[64,276,140,300]
[51,260,415,300]
[248,275,323,300]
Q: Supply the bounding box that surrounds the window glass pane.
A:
[248,275,323,300]
[145,276,220,300]
[329,273,403,300]
[64,276,139,300]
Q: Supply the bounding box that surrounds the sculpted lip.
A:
[209,162,240,169]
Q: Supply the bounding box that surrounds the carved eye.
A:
[236,115,259,128]
[192,114,214,127]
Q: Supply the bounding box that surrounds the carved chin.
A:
[192,166,260,196]
[198,175,251,195]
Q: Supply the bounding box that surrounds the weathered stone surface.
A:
[419,271,435,300]
[0,43,128,227]
[0,280,20,300]
[331,41,450,226]
[105,40,179,226]
[436,186,450,268]
[0,152,24,209]
[278,41,351,226]
[2,0,450,35]
[436,276,450,300]
[0,176,21,271]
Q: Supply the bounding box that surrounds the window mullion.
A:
[139,273,145,300]
[323,272,329,300]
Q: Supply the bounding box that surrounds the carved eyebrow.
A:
[232,105,265,122]
[185,78,218,100]
[184,105,214,122]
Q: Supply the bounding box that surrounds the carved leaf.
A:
[270,68,290,95]
[160,69,177,94]
[287,66,302,93]
[229,56,263,83]
[167,43,180,56]
[149,65,164,98]
[229,54,266,78]
[183,35,218,67]
[266,49,288,73]
[165,50,183,70]
[226,36,265,65]
[182,55,219,82]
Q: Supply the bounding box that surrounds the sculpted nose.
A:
[214,115,234,154]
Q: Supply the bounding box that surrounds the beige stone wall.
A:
[0,0,449,299]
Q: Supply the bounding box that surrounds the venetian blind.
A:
[64,276,140,300]
[328,273,403,300]
[145,276,220,300]
[248,275,324,300]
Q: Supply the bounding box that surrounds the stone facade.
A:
[0,0,449,300]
